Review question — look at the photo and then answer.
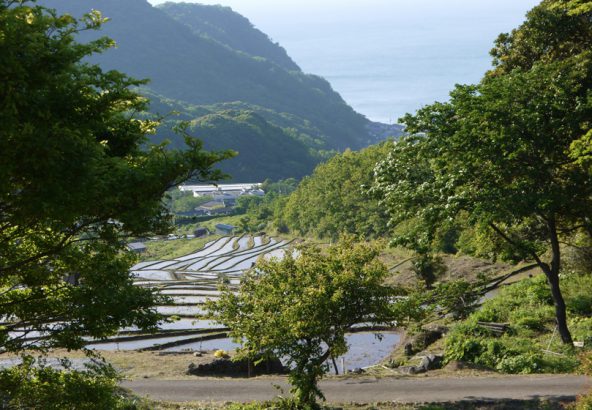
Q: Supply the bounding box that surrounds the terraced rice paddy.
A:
[6,235,400,371]
[91,235,295,351]
[89,235,402,371]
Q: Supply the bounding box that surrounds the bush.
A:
[496,352,543,374]
[411,253,447,289]
[445,329,579,374]
[432,280,479,319]
[571,393,592,410]
[471,276,554,327]
[444,275,586,374]
[570,317,592,345]
[226,398,306,410]
[570,352,592,410]
[444,323,490,364]
[563,239,592,275]
[565,274,592,316]
[0,356,140,410]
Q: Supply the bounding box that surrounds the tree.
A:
[207,238,396,408]
[373,49,592,344]
[411,253,446,290]
[373,0,592,345]
[490,0,592,199]
[282,143,394,240]
[0,1,232,353]
[489,0,592,75]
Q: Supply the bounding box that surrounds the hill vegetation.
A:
[157,2,300,71]
[40,0,401,181]
[185,110,324,181]
[279,143,394,240]
[5,0,592,408]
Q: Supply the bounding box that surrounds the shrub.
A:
[0,356,139,410]
[444,274,586,374]
[570,317,592,345]
[432,280,480,320]
[444,324,489,364]
[571,393,592,410]
[444,330,577,374]
[496,352,543,374]
[565,274,592,316]
[563,240,592,275]
[411,253,447,289]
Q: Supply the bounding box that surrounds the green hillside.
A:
[186,110,324,181]
[157,2,300,71]
[279,143,394,239]
[40,0,402,180]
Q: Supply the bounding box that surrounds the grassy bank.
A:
[443,273,592,374]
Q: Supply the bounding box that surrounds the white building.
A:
[178,183,264,198]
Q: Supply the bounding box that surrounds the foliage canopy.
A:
[0,0,231,353]
[281,143,393,240]
[372,0,592,344]
[207,238,396,407]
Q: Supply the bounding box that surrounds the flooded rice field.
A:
[112,236,400,367]
[89,235,294,351]
[162,332,400,373]
[6,235,400,371]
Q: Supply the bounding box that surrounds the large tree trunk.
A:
[545,216,573,345]
[489,220,573,344]
[545,266,572,344]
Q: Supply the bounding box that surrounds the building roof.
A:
[198,200,225,210]
[215,224,236,230]
[127,242,146,250]
[179,183,262,193]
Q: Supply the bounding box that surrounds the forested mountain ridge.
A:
[157,2,300,71]
[40,0,402,180]
[186,110,324,181]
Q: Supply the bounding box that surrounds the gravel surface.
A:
[123,374,591,404]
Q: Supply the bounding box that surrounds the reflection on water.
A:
[165,337,241,353]
[336,332,400,372]
[89,334,203,351]
[164,332,400,372]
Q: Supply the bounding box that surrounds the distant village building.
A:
[194,227,209,238]
[198,200,225,211]
[127,242,147,254]
[178,183,264,199]
[176,209,207,217]
[206,208,233,216]
[215,224,236,235]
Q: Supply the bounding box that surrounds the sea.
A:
[150,0,541,123]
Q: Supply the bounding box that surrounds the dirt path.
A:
[123,374,590,404]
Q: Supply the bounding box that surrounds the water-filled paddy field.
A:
[109,236,401,369]
[7,235,400,371]
[93,235,297,351]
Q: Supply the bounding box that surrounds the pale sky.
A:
[145,0,540,121]
[146,1,539,30]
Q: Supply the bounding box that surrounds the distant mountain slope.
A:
[157,2,300,72]
[186,111,322,181]
[40,0,402,180]
[42,0,369,147]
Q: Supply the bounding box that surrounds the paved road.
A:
[124,375,591,403]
